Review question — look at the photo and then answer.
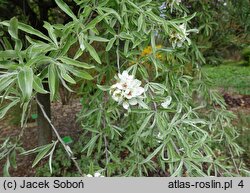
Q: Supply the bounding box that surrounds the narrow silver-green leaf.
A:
[3,157,10,177]
[33,75,48,94]
[8,17,18,39]
[88,36,109,42]
[48,64,58,101]
[106,37,116,51]
[43,22,58,46]
[55,0,77,20]
[83,41,101,64]
[59,56,95,69]
[32,144,53,168]
[140,144,164,164]
[0,99,19,119]
[17,66,33,101]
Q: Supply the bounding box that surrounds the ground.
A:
[0,98,82,176]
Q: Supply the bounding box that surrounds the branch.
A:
[36,98,83,176]
[228,145,240,175]
[102,93,109,171]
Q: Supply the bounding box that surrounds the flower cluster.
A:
[86,172,104,177]
[169,23,191,48]
[110,71,145,110]
[169,23,199,48]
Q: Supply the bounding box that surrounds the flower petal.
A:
[161,96,172,109]
[129,98,138,105]
[122,101,129,109]
[94,172,101,177]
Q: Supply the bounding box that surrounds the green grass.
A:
[203,63,250,169]
[203,64,250,95]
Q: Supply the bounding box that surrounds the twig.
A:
[36,98,83,176]
[102,93,109,170]
[116,40,120,73]
[170,138,181,156]
[103,135,109,165]
[17,102,32,141]
[228,145,240,175]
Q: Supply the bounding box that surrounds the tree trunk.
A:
[37,83,52,145]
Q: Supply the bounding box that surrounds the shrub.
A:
[0,0,249,177]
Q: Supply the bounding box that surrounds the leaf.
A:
[48,64,57,101]
[137,14,143,31]
[81,135,99,155]
[124,40,129,56]
[3,37,13,49]
[17,66,33,102]
[106,37,116,51]
[97,84,110,91]
[0,99,19,119]
[6,18,22,51]
[3,157,10,177]
[137,114,153,135]
[21,102,29,127]
[171,159,184,177]
[48,141,58,173]
[0,50,18,59]
[100,7,122,23]
[0,21,51,42]
[55,0,77,20]
[8,17,18,39]
[83,41,101,64]
[33,75,48,94]
[69,68,93,80]
[119,32,133,40]
[84,15,106,31]
[43,22,58,46]
[59,56,95,69]
[26,55,51,67]
[140,144,164,164]
[58,65,76,84]
[151,30,156,55]
[9,150,17,169]
[88,36,109,42]
[20,144,52,155]
[32,143,54,168]
[60,35,76,56]
[0,76,15,93]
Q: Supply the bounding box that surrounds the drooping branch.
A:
[36,98,84,176]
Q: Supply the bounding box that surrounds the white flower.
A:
[161,96,172,109]
[170,23,191,48]
[112,89,122,102]
[86,172,104,177]
[176,0,181,5]
[118,70,134,83]
[110,70,145,110]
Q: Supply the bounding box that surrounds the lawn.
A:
[203,64,250,95]
[203,63,250,169]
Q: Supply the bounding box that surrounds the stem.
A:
[170,138,181,156]
[116,40,120,73]
[102,93,109,171]
[17,102,32,141]
[36,98,83,176]
[103,135,109,165]
[228,146,240,175]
